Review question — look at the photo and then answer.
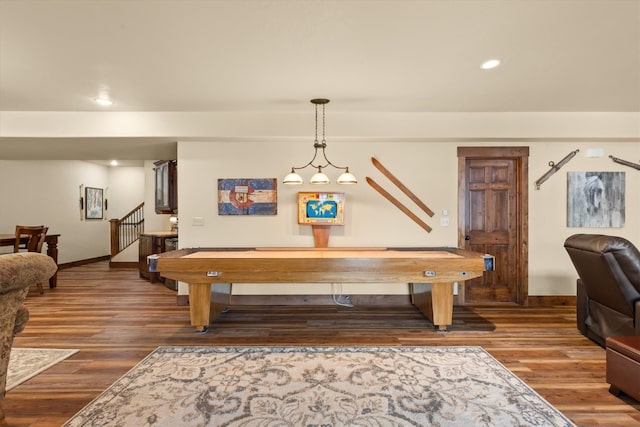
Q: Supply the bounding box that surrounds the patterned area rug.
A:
[7,348,78,390]
[63,346,575,427]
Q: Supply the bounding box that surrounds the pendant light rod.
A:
[289,99,349,171]
[283,98,357,185]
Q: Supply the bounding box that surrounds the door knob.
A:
[465,235,471,240]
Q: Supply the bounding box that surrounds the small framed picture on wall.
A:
[85,187,104,219]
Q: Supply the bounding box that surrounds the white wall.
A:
[112,161,175,262]
[178,140,459,248]
[107,166,146,263]
[0,161,152,263]
[2,111,639,296]
[110,160,174,263]
[0,161,110,262]
[107,166,145,219]
[177,139,640,297]
[529,142,640,294]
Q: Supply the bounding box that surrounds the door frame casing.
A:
[457,146,529,305]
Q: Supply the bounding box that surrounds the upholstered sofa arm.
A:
[0,252,58,294]
[1,252,57,420]
[13,307,29,337]
[1,252,57,337]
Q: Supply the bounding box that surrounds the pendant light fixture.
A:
[283,98,357,185]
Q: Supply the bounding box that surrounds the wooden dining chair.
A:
[14,225,49,293]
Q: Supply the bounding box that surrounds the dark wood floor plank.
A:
[1,261,639,426]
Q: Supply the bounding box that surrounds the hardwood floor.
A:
[3,261,639,426]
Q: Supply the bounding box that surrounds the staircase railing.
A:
[109,202,144,257]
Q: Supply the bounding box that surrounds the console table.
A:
[149,247,494,332]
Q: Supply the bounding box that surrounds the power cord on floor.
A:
[332,283,354,307]
[333,294,354,307]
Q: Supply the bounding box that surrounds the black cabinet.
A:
[154,160,177,214]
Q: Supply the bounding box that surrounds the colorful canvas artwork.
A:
[218,179,277,215]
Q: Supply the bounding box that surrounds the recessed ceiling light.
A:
[94,97,114,106]
[480,59,501,70]
[110,160,119,166]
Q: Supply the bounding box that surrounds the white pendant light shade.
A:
[310,169,330,184]
[283,169,304,185]
[337,168,358,184]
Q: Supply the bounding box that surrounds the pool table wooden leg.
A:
[189,283,212,332]
[410,282,454,331]
[188,282,232,332]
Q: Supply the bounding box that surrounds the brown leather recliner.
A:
[564,234,640,348]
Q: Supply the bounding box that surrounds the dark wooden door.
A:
[457,147,529,304]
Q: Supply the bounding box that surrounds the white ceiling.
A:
[1,0,639,161]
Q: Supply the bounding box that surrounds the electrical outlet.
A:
[192,217,205,226]
[440,217,449,226]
